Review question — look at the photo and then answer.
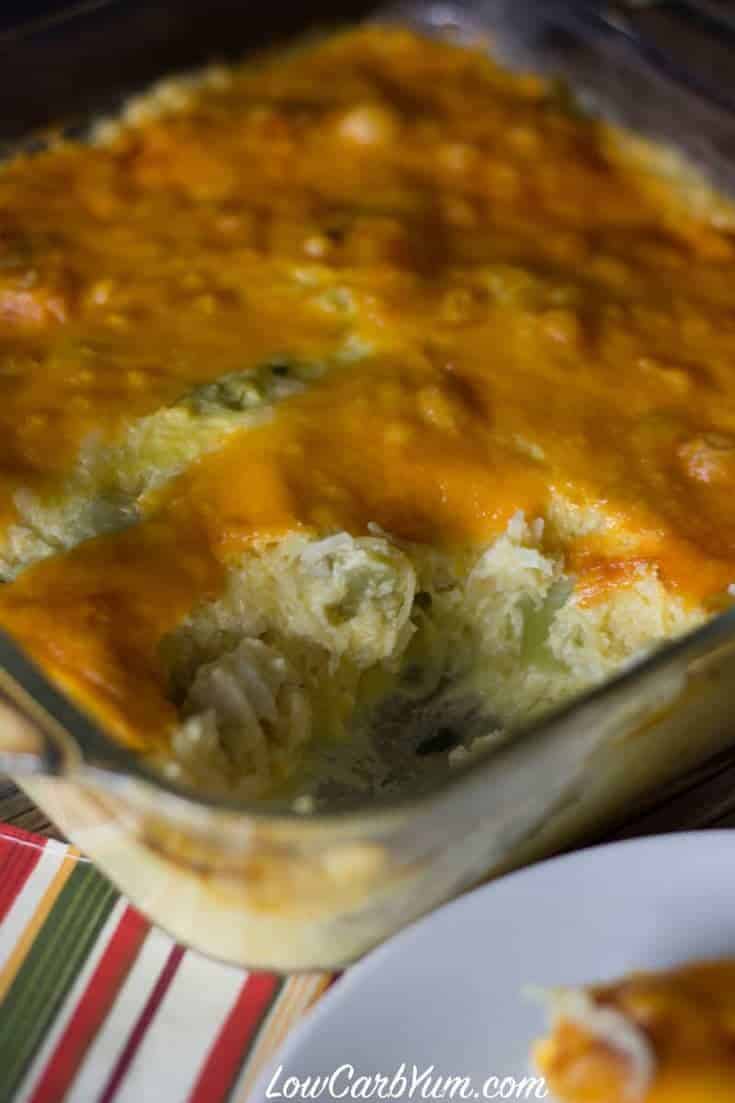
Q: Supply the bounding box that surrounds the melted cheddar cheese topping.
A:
[1,27,735,756]
[536,960,735,1102]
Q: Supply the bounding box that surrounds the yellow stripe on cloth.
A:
[235,974,334,1101]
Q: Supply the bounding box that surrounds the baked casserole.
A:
[2,25,735,806]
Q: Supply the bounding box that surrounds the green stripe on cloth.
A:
[0,860,118,1103]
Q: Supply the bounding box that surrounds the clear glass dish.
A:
[1,0,735,970]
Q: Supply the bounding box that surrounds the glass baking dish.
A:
[2,0,735,971]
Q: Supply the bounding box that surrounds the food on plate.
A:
[535,959,735,1101]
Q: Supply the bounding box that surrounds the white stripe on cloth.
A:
[111,950,248,1103]
[0,840,70,972]
[15,896,129,1103]
[65,925,176,1103]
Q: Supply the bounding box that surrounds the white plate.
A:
[251,832,735,1101]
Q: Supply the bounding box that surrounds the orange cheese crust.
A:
[536,960,735,1102]
[1,27,735,747]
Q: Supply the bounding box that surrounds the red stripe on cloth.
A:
[0,829,45,923]
[27,906,150,1103]
[96,943,186,1103]
[187,972,280,1103]
[0,823,49,846]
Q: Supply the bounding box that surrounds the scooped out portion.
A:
[1,26,735,803]
[0,492,700,803]
[157,511,697,802]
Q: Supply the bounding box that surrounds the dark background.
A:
[0,0,376,140]
[0,0,81,32]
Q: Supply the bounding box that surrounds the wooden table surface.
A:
[0,779,64,838]
[4,744,735,844]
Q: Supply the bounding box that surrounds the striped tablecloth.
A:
[0,823,335,1103]
[5,739,735,1103]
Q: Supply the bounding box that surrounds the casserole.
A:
[2,0,735,969]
